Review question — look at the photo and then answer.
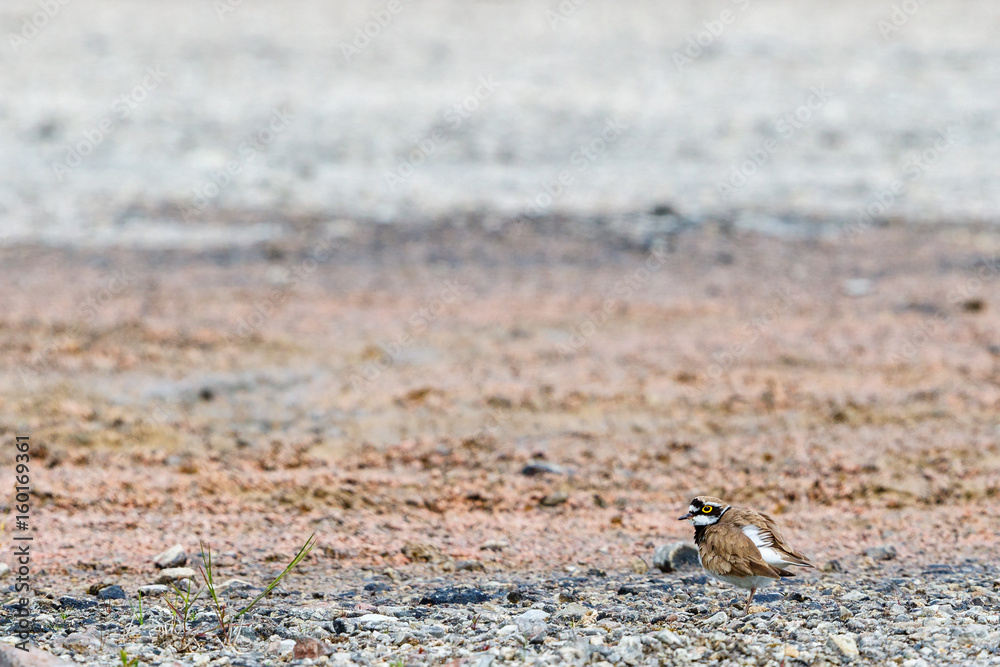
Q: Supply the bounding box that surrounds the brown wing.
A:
[757,512,814,567]
[699,522,784,580]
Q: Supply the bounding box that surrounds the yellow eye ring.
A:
[702,506,712,513]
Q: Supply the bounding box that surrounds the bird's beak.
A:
[677,512,694,521]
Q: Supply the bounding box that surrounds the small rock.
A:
[629,558,648,574]
[822,559,843,572]
[497,624,518,637]
[62,632,100,653]
[838,605,853,621]
[86,582,114,596]
[481,539,509,552]
[889,604,907,616]
[841,590,866,602]
[705,611,728,626]
[784,645,800,659]
[217,578,254,594]
[617,635,643,665]
[138,584,169,596]
[554,602,589,621]
[401,542,445,562]
[419,587,492,605]
[59,596,97,611]
[270,639,296,655]
[863,545,897,561]
[654,629,682,646]
[153,544,187,569]
[457,560,485,572]
[426,625,446,638]
[156,567,197,584]
[97,585,126,600]
[514,610,548,643]
[357,613,396,627]
[652,542,700,572]
[539,491,568,507]
[0,563,10,579]
[521,461,569,476]
[843,278,873,297]
[827,634,859,659]
[293,638,331,659]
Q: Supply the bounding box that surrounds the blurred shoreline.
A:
[3,0,1000,248]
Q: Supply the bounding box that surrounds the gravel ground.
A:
[6,557,1000,666]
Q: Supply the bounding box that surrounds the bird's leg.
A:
[744,588,756,615]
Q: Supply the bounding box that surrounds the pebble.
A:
[521,461,569,476]
[0,563,9,578]
[554,602,589,620]
[156,567,197,583]
[828,634,860,658]
[96,584,126,600]
[864,545,898,561]
[293,638,331,659]
[138,584,169,596]
[514,609,548,643]
[705,611,728,626]
[153,544,187,569]
[62,632,100,653]
[652,542,700,572]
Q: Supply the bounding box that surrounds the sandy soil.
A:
[1,219,999,600]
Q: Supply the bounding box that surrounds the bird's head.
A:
[677,496,729,526]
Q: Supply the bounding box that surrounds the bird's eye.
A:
[702,506,712,513]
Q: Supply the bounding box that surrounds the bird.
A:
[678,496,814,614]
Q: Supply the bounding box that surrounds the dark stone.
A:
[96,585,126,600]
[60,596,98,610]
[521,461,568,476]
[419,587,493,605]
[754,592,782,603]
[363,582,391,593]
[586,568,607,577]
[507,590,524,603]
[617,585,639,595]
[332,618,353,635]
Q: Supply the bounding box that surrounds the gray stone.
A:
[653,542,700,572]
[705,611,728,626]
[514,610,548,643]
[155,567,197,584]
[654,629,683,646]
[554,602,589,621]
[152,544,187,569]
[0,563,9,579]
[863,545,897,561]
[828,634,859,659]
[0,644,75,666]
[616,636,643,665]
[137,584,169,596]
[61,632,100,653]
[96,584,125,600]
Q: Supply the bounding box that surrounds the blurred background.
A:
[2,0,1000,589]
[3,0,1000,246]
